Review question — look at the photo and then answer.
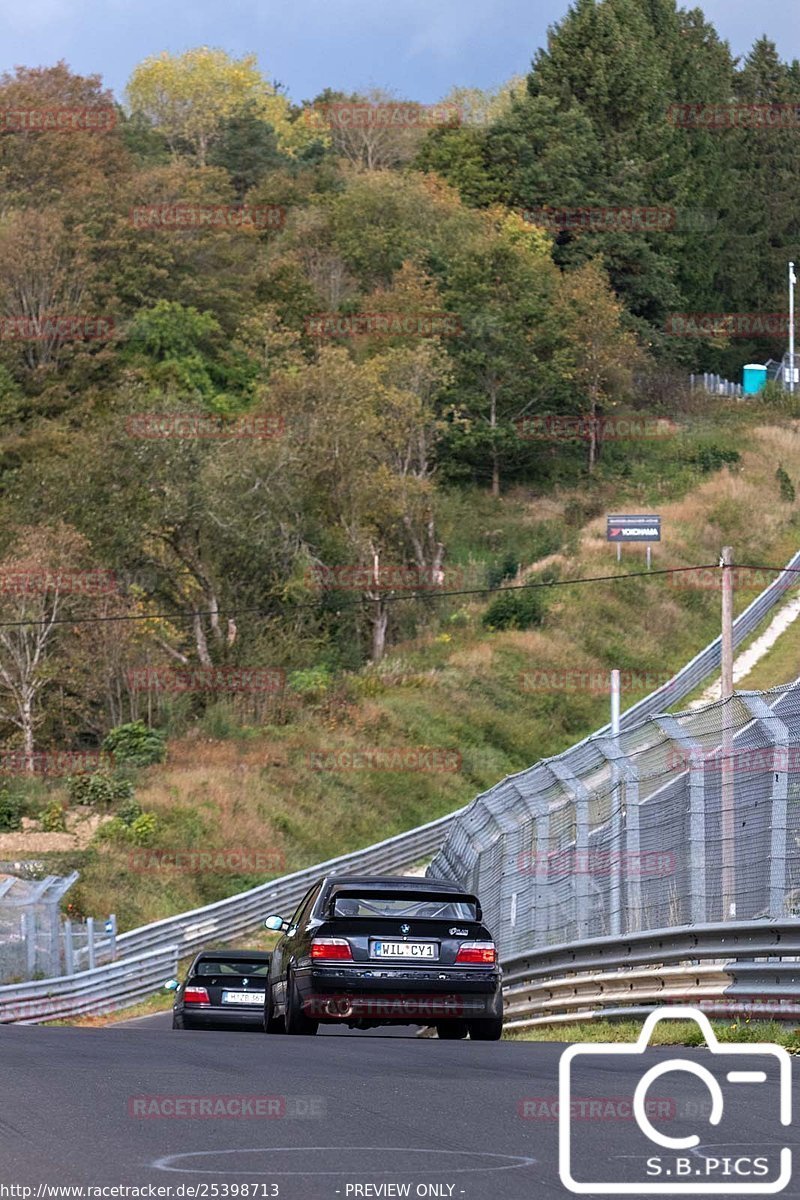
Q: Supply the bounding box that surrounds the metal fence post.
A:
[740,694,789,918]
[656,715,707,925]
[63,919,74,976]
[107,913,117,961]
[548,762,591,939]
[596,735,640,935]
[86,916,96,971]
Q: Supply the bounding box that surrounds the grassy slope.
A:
[14,407,800,932]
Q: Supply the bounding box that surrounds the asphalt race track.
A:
[2,1018,799,1199]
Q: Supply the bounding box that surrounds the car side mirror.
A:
[264,914,286,931]
[163,979,179,991]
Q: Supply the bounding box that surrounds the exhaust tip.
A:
[325,997,353,1017]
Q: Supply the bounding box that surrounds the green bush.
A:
[482,586,546,631]
[487,554,519,590]
[117,798,143,826]
[102,720,166,767]
[94,809,158,845]
[93,816,127,844]
[67,772,134,808]
[288,664,333,699]
[686,444,741,473]
[39,802,66,832]
[0,789,22,832]
[129,812,158,846]
[777,465,796,503]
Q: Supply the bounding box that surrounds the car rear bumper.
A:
[308,965,500,993]
[181,1006,264,1028]
[298,965,503,1022]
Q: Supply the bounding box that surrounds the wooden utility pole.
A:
[720,546,735,918]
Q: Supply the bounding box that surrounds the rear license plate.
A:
[370,941,437,959]
[221,991,265,1004]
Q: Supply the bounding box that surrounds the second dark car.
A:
[262,874,503,1039]
[169,949,272,1029]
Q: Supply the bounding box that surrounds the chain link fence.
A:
[0,870,117,982]
[0,873,78,981]
[430,684,800,958]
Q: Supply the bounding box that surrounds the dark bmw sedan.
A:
[262,875,503,1039]
[168,949,271,1030]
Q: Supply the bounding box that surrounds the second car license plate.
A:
[370,941,437,959]
[221,991,265,1004]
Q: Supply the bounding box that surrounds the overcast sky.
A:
[0,0,798,104]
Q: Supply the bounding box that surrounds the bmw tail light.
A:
[455,941,496,965]
[183,986,211,1005]
[311,938,353,962]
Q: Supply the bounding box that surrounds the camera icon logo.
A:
[558,1006,792,1194]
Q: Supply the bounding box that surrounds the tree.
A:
[313,88,436,172]
[0,209,101,372]
[274,345,450,661]
[0,62,127,207]
[0,525,99,766]
[554,258,642,471]
[440,211,561,494]
[127,48,295,167]
[208,100,288,198]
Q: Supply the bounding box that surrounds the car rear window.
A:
[194,961,269,976]
[331,894,477,920]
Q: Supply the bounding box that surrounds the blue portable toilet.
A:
[742,363,768,394]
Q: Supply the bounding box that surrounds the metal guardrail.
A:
[115,810,456,961]
[2,548,800,1023]
[0,944,179,1024]
[502,920,800,1027]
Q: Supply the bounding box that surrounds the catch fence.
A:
[430,684,800,957]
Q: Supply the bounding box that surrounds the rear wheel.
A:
[285,972,318,1036]
[263,981,285,1034]
[171,1014,184,1030]
[436,1021,468,1039]
[467,1017,504,1041]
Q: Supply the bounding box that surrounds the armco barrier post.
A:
[63,919,74,976]
[86,916,95,970]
